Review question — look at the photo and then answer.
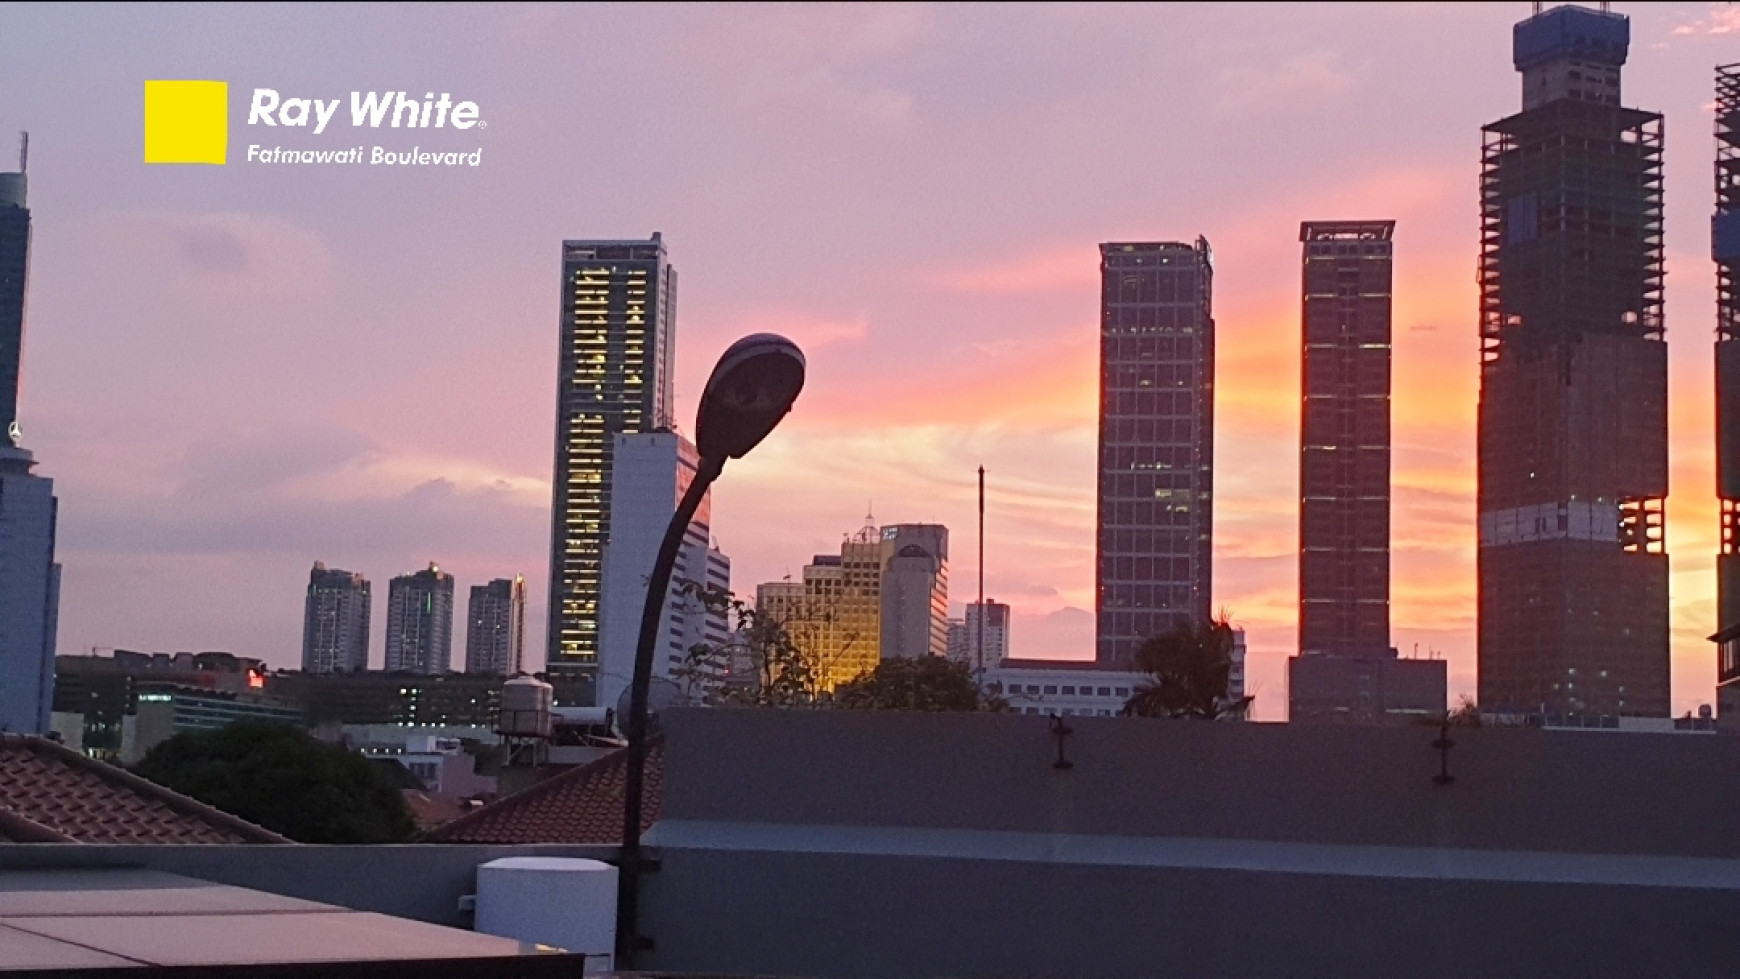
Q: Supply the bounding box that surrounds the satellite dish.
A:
[615,677,687,737]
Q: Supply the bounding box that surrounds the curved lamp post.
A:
[617,333,805,967]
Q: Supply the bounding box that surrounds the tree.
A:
[1121,613,1253,720]
[1447,694,1483,727]
[133,721,416,843]
[675,584,823,707]
[834,656,1008,713]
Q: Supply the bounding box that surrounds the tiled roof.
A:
[423,739,661,845]
[0,735,291,844]
[401,789,477,834]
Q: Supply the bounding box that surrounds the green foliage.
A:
[1121,613,1253,720]
[834,656,1007,713]
[133,722,416,844]
[676,585,822,707]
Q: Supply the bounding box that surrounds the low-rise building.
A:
[123,688,305,764]
[985,628,1246,717]
[1288,654,1446,726]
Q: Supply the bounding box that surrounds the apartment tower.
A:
[385,564,456,676]
[301,563,371,674]
[465,576,526,676]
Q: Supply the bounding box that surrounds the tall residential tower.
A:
[546,234,676,704]
[0,139,61,735]
[301,563,371,674]
[1095,239,1214,669]
[385,563,456,675]
[1477,5,1668,718]
[465,576,526,676]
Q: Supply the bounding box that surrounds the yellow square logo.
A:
[143,80,228,164]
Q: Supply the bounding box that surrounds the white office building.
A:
[947,600,1010,672]
[985,629,1246,718]
[597,432,730,712]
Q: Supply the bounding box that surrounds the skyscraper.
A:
[878,524,949,661]
[465,576,526,676]
[385,563,456,675]
[595,431,728,712]
[1477,5,1668,718]
[546,234,675,705]
[1095,239,1214,669]
[301,563,371,674]
[1298,221,1394,657]
[1714,63,1740,720]
[946,600,1010,671]
[0,139,61,735]
[756,519,948,690]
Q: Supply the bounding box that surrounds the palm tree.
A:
[1121,613,1253,720]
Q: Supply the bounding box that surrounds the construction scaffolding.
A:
[1713,64,1740,717]
[1476,39,1669,718]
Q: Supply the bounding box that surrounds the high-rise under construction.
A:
[1713,64,1740,719]
[1476,4,1668,718]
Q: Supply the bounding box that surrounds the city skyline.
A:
[0,4,1733,721]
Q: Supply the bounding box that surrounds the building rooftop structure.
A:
[4,710,1740,976]
[0,734,287,844]
[0,867,580,975]
[424,739,663,845]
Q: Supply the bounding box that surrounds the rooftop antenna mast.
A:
[18,132,26,173]
[977,466,985,675]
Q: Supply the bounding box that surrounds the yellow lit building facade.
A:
[546,234,676,703]
[756,520,949,692]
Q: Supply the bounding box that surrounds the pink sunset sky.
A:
[1,3,1735,720]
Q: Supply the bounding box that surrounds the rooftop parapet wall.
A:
[658,707,1740,859]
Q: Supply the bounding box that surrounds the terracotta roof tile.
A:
[423,739,661,845]
[401,790,477,834]
[0,735,290,844]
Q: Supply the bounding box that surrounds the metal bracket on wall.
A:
[1050,714,1074,770]
[1431,716,1455,786]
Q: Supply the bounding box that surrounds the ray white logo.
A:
[247,89,485,134]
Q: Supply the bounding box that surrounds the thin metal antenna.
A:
[977,466,985,674]
[18,132,26,173]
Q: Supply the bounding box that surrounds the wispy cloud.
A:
[1216,50,1360,113]
[1672,5,1740,35]
[924,247,1098,297]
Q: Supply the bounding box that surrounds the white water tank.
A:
[475,857,617,972]
[497,676,554,737]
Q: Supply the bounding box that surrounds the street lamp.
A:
[616,333,805,967]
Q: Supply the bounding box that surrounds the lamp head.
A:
[695,333,806,461]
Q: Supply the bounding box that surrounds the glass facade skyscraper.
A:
[1095,239,1214,670]
[0,150,27,444]
[546,234,675,703]
[0,145,61,736]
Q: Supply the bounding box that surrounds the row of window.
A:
[992,683,1132,697]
